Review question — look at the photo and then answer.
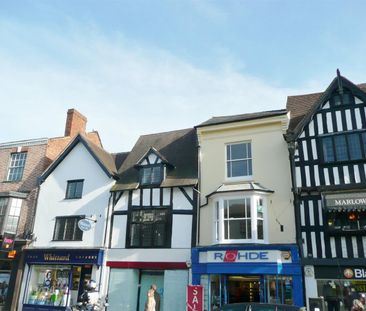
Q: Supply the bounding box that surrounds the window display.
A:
[0,272,10,305]
[26,265,71,306]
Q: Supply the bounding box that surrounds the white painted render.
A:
[172,187,193,210]
[32,142,114,248]
[197,116,296,245]
[171,214,193,248]
[107,248,191,262]
[111,214,127,248]
[114,192,128,211]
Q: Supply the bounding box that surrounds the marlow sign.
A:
[187,285,203,311]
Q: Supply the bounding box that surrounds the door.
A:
[138,271,164,311]
[227,275,261,304]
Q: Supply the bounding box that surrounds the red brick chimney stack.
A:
[64,109,87,137]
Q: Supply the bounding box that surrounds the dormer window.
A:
[141,165,163,185]
[136,147,171,186]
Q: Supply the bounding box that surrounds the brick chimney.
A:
[64,109,87,137]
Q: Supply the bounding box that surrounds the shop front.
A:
[305,265,366,311]
[106,261,189,311]
[20,248,104,311]
[192,245,304,310]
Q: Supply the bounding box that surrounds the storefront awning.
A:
[324,192,366,212]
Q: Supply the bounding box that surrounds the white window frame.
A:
[7,152,27,182]
[213,193,268,244]
[0,197,22,235]
[225,141,253,182]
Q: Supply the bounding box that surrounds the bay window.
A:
[214,195,267,243]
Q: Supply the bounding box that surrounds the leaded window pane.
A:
[348,134,362,160]
[53,217,83,241]
[66,180,84,199]
[129,209,169,247]
[322,137,334,162]
[334,135,348,161]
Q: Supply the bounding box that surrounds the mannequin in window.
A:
[323,280,341,311]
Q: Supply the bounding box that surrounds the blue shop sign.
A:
[25,249,104,266]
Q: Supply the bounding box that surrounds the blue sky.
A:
[1,0,366,151]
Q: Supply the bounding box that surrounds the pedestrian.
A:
[144,288,156,311]
[151,284,160,311]
[351,299,364,311]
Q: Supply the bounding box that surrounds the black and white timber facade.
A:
[105,128,198,311]
[286,72,366,309]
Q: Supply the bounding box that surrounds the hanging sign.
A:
[187,285,203,311]
[78,219,92,231]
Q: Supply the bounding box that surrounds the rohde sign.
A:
[199,250,292,263]
[187,285,203,311]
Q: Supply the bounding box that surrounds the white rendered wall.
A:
[172,215,192,248]
[32,143,114,248]
[111,215,127,248]
[173,187,193,210]
[197,117,295,246]
[107,248,191,263]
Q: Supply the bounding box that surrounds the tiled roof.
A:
[111,128,198,191]
[287,82,366,133]
[196,109,287,128]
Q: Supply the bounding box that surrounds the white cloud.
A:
[0,21,316,152]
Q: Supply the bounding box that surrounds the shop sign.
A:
[199,250,292,263]
[78,219,92,231]
[187,285,203,311]
[315,266,366,280]
[344,268,366,279]
[1,232,15,251]
[25,249,104,265]
[324,192,366,211]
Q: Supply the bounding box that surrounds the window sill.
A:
[224,176,253,183]
[216,239,267,244]
[64,197,82,200]
[52,239,83,242]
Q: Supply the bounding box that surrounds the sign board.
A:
[324,192,366,211]
[315,266,366,280]
[187,285,203,311]
[1,232,15,251]
[78,219,92,232]
[199,250,292,264]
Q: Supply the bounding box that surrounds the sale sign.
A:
[187,285,204,311]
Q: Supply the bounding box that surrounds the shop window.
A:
[0,272,10,306]
[128,209,170,248]
[327,210,366,233]
[321,132,366,163]
[53,216,84,241]
[65,180,84,199]
[226,142,252,179]
[26,265,71,306]
[215,195,267,244]
[6,152,27,182]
